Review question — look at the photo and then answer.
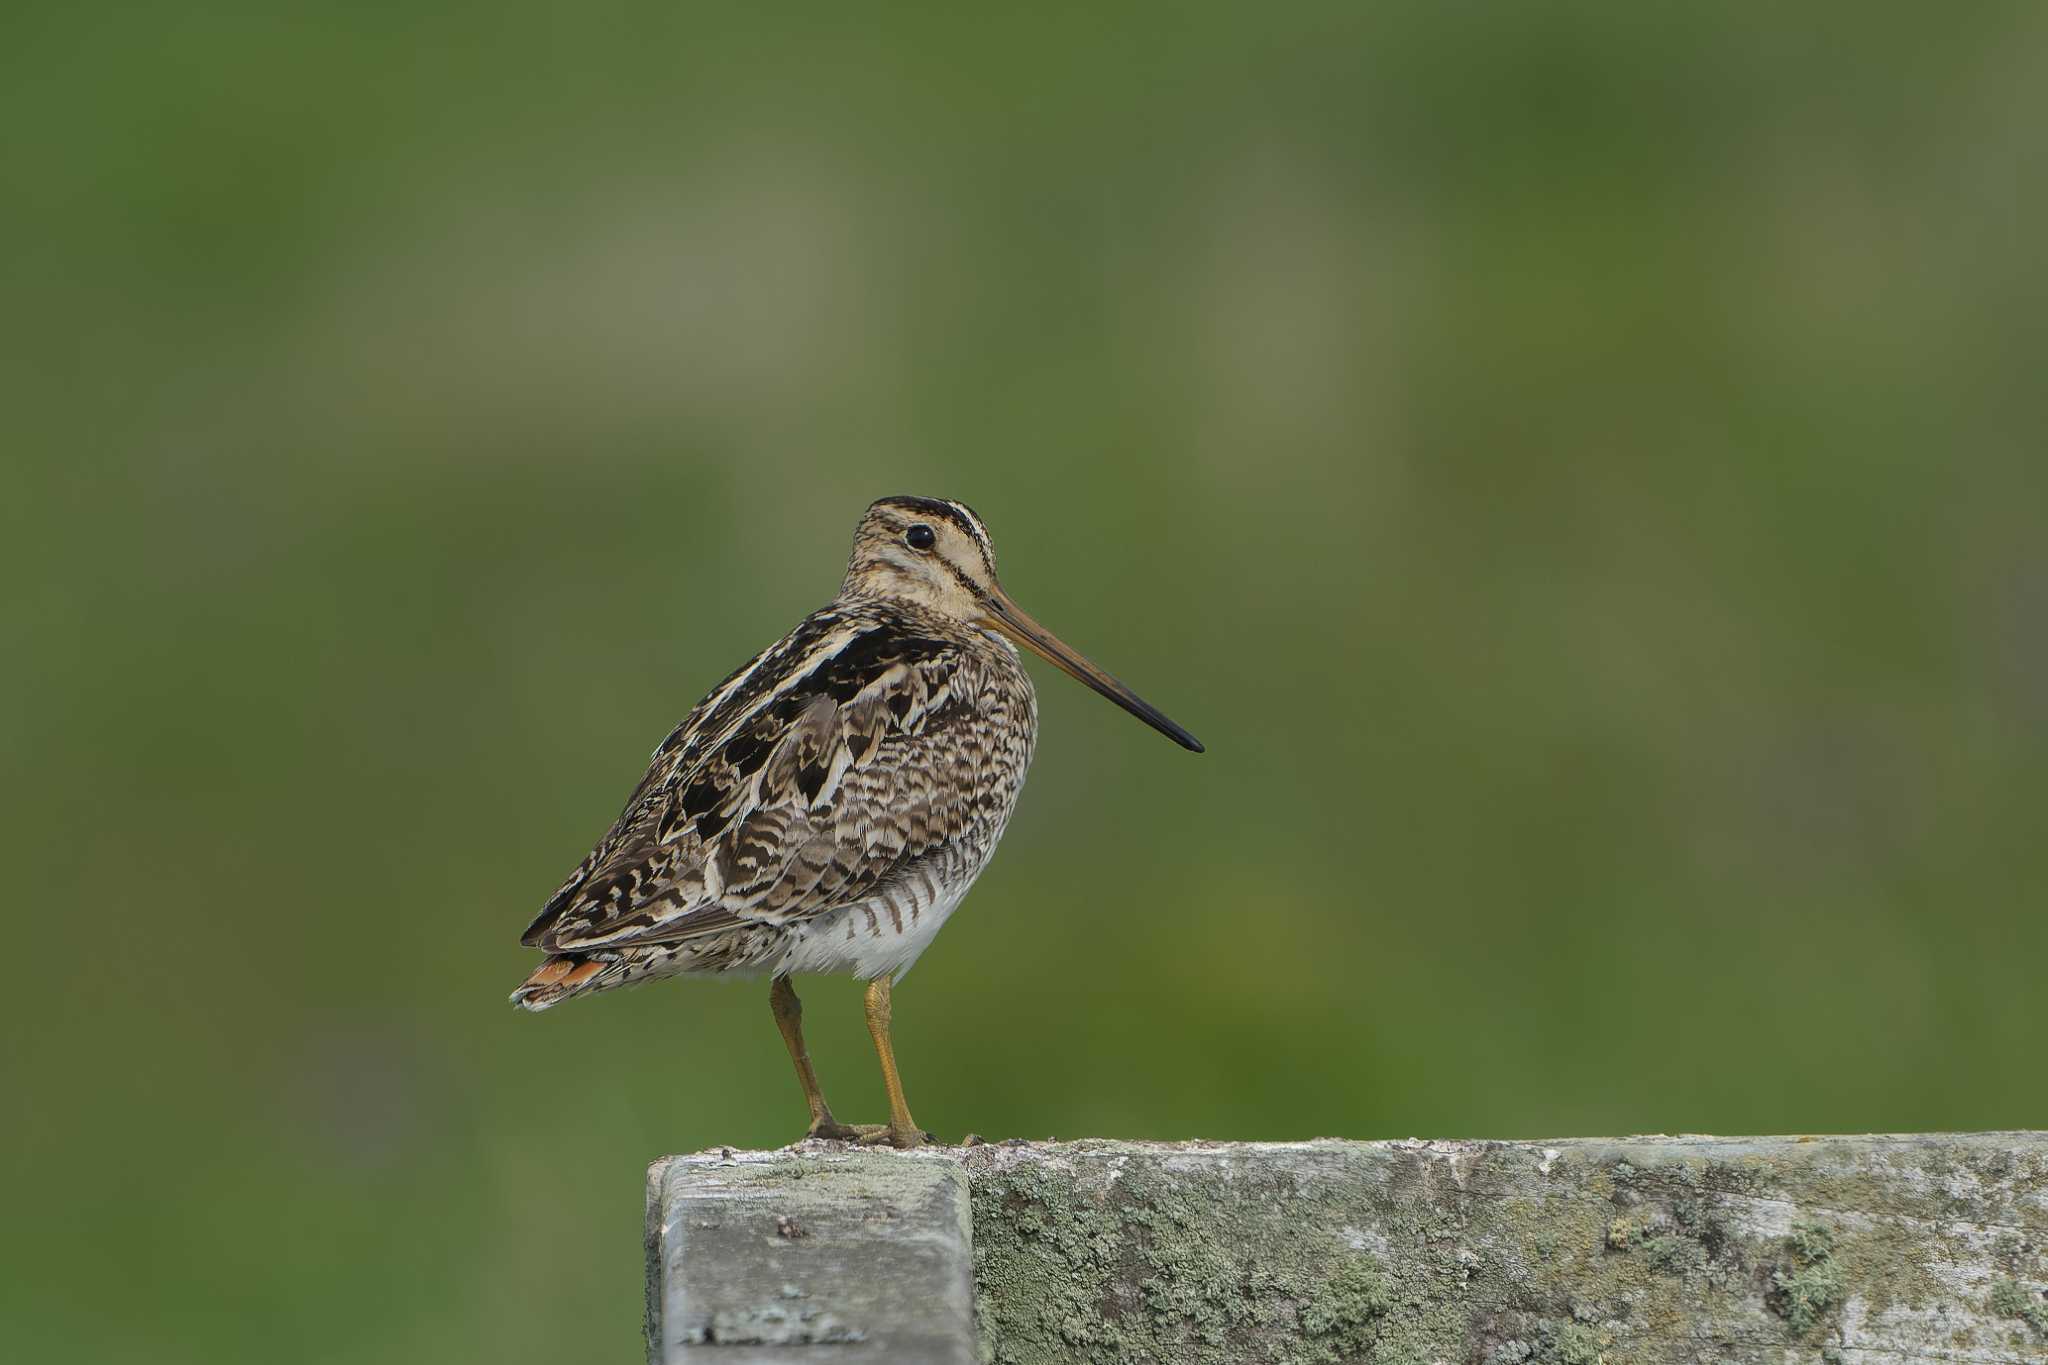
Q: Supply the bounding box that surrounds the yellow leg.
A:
[770,976,857,1142]
[860,976,928,1148]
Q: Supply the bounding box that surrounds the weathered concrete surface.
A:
[650,1135,2048,1365]
[647,1148,976,1363]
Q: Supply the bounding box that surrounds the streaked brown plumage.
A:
[511,495,1201,1146]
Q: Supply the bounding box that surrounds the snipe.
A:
[511,495,1201,1147]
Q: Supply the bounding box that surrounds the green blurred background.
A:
[5,1,2044,1360]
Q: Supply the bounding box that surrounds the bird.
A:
[510,495,1202,1147]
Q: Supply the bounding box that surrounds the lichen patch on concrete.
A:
[956,1135,2048,1365]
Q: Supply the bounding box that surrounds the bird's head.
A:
[841,495,1003,621]
[840,495,1203,752]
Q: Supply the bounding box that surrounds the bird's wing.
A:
[522,610,985,953]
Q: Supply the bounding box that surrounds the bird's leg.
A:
[769,976,858,1142]
[858,976,931,1149]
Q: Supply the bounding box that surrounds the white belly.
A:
[776,872,980,983]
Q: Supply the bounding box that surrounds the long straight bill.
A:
[981,591,1204,753]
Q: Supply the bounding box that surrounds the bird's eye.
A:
[905,523,937,551]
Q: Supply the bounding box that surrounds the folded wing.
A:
[521,610,977,955]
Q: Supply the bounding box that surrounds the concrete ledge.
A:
[647,1148,976,1363]
[648,1134,2048,1364]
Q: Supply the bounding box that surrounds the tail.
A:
[509,954,613,1012]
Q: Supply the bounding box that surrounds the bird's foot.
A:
[802,1118,864,1142]
[793,1114,933,1148]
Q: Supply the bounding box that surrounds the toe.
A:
[805,1120,862,1142]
